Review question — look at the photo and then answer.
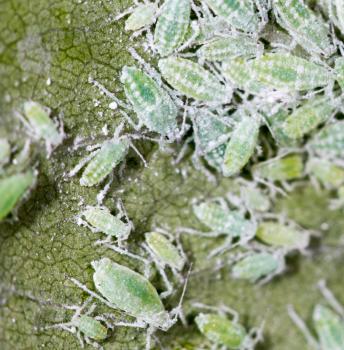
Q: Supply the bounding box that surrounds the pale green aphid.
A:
[288,280,344,350]
[153,0,190,56]
[231,251,286,284]
[249,53,333,92]
[0,139,10,166]
[71,258,187,349]
[21,101,64,155]
[256,221,310,251]
[203,0,260,32]
[194,303,263,350]
[124,3,158,31]
[306,158,344,189]
[334,57,344,91]
[222,116,260,177]
[45,298,109,349]
[273,0,333,56]
[307,121,344,160]
[252,154,304,182]
[120,65,179,139]
[0,170,36,221]
[197,34,261,62]
[237,181,271,213]
[282,96,335,140]
[158,57,230,103]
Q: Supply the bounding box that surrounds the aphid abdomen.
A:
[80,140,129,187]
[154,0,191,56]
[222,117,260,177]
[158,57,229,103]
[75,315,108,341]
[204,0,259,32]
[125,3,158,31]
[121,66,178,136]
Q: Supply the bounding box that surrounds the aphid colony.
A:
[2,0,344,349]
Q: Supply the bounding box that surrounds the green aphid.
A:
[22,101,64,155]
[204,0,260,32]
[154,0,190,56]
[124,3,158,31]
[222,116,260,177]
[306,158,344,189]
[249,53,333,92]
[308,121,344,160]
[231,251,286,283]
[252,154,304,182]
[335,57,344,91]
[197,35,260,62]
[222,58,267,94]
[256,221,310,251]
[0,139,10,166]
[282,96,335,139]
[121,66,179,139]
[273,0,333,56]
[240,184,271,212]
[0,170,36,221]
[158,57,229,103]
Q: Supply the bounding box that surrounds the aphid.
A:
[158,57,230,103]
[0,139,10,166]
[307,121,344,160]
[282,96,336,140]
[71,258,188,350]
[179,198,256,256]
[0,170,37,221]
[203,0,260,33]
[194,303,264,350]
[288,280,344,350]
[334,0,344,34]
[334,57,344,90]
[153,0,191,56]
[273,0,333,56]
[256,220,310,252]
[45,297,110,349]
[231,250,286,284]
[222,116,260,177]
[18,101,64,155]
[197,34,261,62]
[306,157,344,189]
[78,201,133,245]
[123,3,158,32]
[248,53,333,92]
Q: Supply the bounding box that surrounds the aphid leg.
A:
[175,227,221,238]
[128,140,148,167]
[317,279,344,317]
[258,254,286,286]
[287,305,320,350]
[192,302,239,322]
[120,110,143,131]
[245,319,265,350]
[96,173,114,205]
[191,153,217,183]
[14,111,35,136]
[76,331,86,348]
[84,336,104,350]
[176,21,200,53]
[174,136,193,164]
[68,150,99,178]
[208,237,233,258]
[116,198,133,227]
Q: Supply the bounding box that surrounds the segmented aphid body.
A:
[307,121,344,160]
[204,0,260,32]
[121,66,179,138]
[124,3,158,31]
[273,0,332,56]
[282,96,335,139]
[73,315,108,342]
[153,0,191,56]
[158,57,230,103]
[222,116,260,177]
[249,53,333,92]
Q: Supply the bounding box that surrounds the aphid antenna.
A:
[68,149,99,178]
[317,279,344,317]
[192,302,240,322]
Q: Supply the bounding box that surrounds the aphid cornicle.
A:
[158,57,230,103]
[153,0,191,56]
[288,280,344,350]
[222,116,260,177]
[203,0,260,33]
[0,170,37,221]
[273,0,333,56]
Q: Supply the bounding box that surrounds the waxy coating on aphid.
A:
[306,158,344,189]
[0,139,10,166]
[158,57,229,103]
[153,0,190,57]
[256,221,309,250]
[222,116,260,177]
[74,315,108,341]
[273,0,332,56]
[120,66,179,138]
[81,206,131,240]
[0,171,36,220]
[195,313,247,349]
[145,232,185,271]
[249,53,333,92]
[282,96,335,140]
[204,0,259,32]
[124,3,158,31]
[252,154,304,182]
